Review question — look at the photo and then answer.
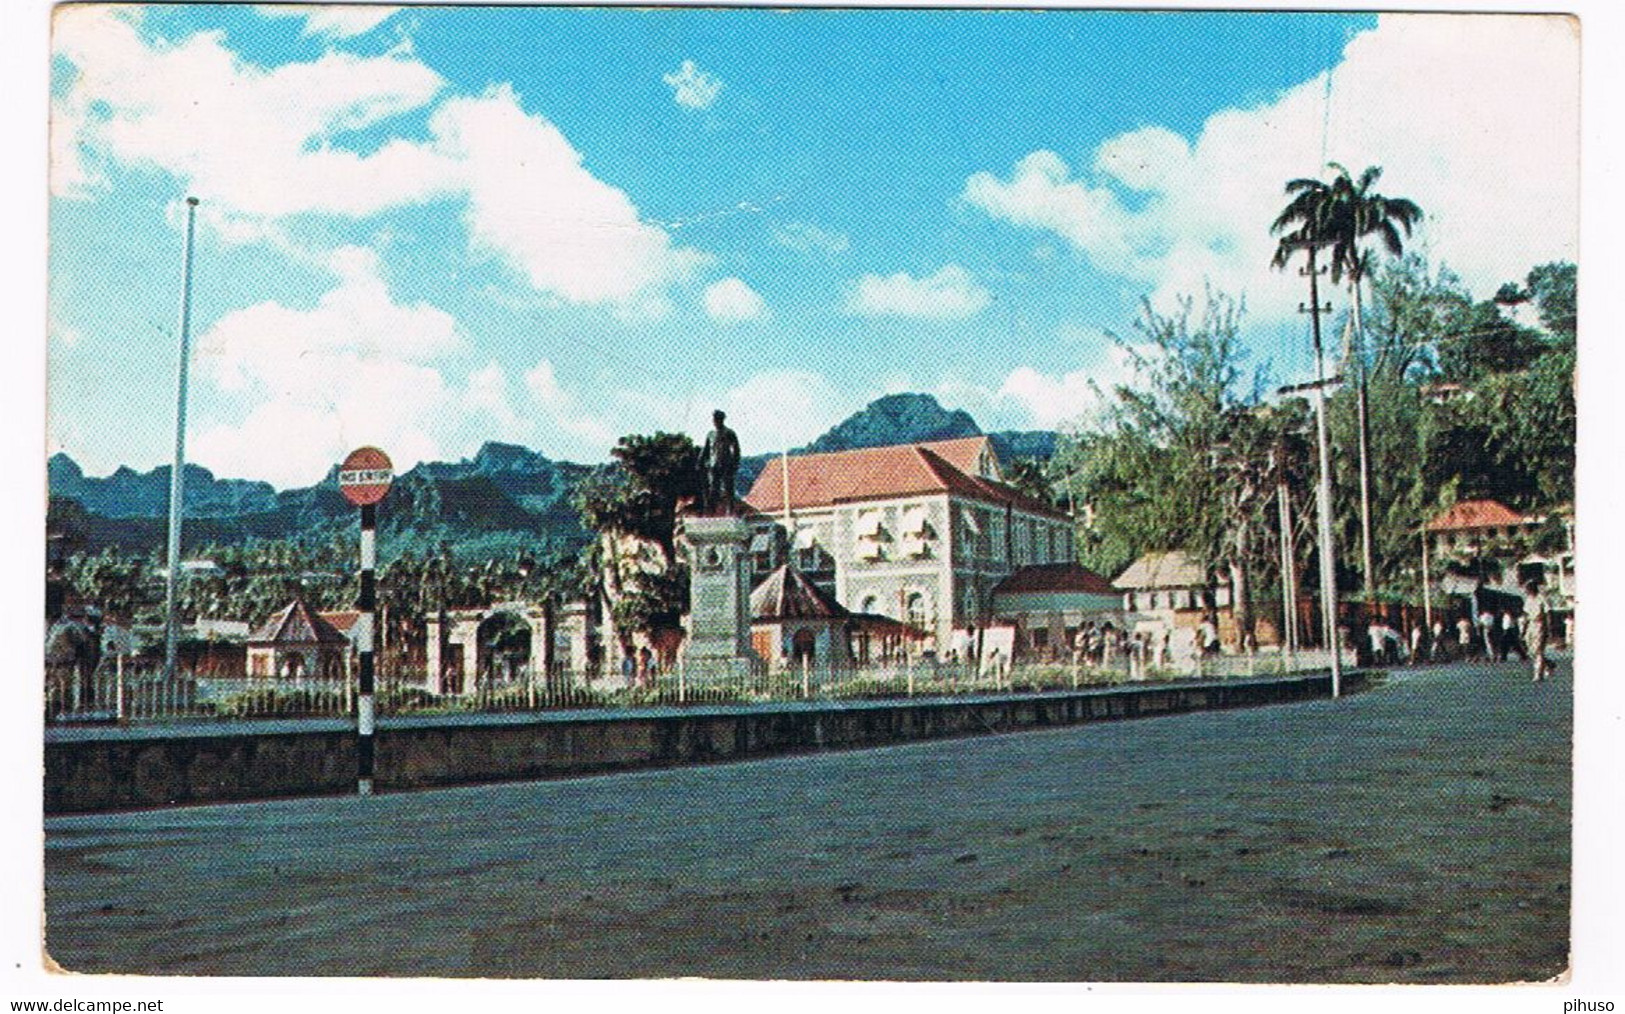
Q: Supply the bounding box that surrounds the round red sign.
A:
[338,446,394,507]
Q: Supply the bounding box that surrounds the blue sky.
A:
[47,6,1580,487]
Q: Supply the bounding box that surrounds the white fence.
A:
[44,648,1354,725]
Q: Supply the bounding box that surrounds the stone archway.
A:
[426,601,552,695]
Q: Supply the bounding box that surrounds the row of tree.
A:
[1051,163,1575,642]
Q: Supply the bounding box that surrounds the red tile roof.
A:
[320,610,362,633]
[992,563,1116,596]
[250,600,351,646]
[1425,499,1534,532]
[744,437,1064,518]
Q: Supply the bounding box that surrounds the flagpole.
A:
[163,197,200,682]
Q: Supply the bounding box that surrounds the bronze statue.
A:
[699,409,741,513]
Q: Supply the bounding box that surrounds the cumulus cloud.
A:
[254,6,400,39]
[846,265,992,320]
[963,14,1579,317]
[436,86,707,305]
[662,60,723,110]
[51,9,706,311]
[703,277,767,323]
[190,246,467,486]
[52,7,451,215]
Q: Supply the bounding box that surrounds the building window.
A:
[905,592,928,627]
[900,504,933,558]
[855,511,887,561]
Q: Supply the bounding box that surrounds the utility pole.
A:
[162,197,200,683]
[1282,237,1344,698]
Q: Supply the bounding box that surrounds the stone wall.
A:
[44,671,1369,814]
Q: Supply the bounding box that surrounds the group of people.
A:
[1365,582,1558,682]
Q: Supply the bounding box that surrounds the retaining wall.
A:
[44,670,1369,814]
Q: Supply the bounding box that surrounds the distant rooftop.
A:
[1425,499,1536,533]
[751,565,849,622]
[1112,551,1207,591]
[993,563,1116,596]
[249,600,350,646]
[743,436,1062,517]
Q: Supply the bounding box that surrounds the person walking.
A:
[1457,615,1473,660]
[1432,619,1446,662]
[1501,610,1526,662]
[1523,583,1554,682]
[1479,607,1498,660]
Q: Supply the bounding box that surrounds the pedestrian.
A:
[1457,615,1473,660]
[1524,585,1554,682]
[1501,611,1526,663]
[1478,608,1497,660]
[1367,622,1385,666]
[1382,623,1403,665]
[1198,614,1219,656]
[1431,619,1446,662]
[1409,624,1423,665]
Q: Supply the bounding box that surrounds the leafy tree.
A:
[1272,163,1423,603]
[1005,457,1061,509]
[1055,291,1277,638]
[574,432,704,645]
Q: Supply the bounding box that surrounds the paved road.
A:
[43,660,1570,982]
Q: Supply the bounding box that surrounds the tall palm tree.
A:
[1272,163,1422,605]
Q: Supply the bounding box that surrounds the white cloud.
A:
[703,277,767,323]
[714,371,852,453]
[963,14,1579,318]
[189,246,467,486]
[773,221,850,256]
[52,11,707,312]
[435,86,707,305]
[254,6,400,39]
[52,8,451,214]
[846,264,992,320]
[662,60,723,111]
[523,360,618,453]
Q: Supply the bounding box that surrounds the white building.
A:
[743,436,1075,652]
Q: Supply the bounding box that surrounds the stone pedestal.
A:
[678,513,759,675]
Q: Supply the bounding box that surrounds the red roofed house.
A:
[1425,499,1567,607]
[1424,499,1541,557]
[743,436,1074,654]
[247,600,351,680]
[991,562,1123,661]
[749,563,855,669]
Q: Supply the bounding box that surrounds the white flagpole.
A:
[163,197,200,682]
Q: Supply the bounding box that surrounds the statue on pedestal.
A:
[699,409,741,515]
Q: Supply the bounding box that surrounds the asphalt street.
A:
[42,659,1571,982]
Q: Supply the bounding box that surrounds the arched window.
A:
[906,592,928,627]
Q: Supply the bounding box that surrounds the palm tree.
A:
[1272,163,1422,605]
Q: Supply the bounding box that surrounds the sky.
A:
[45,5,1581,488]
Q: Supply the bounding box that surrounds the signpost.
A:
[339,446,393,795]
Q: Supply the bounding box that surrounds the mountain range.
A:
[49,393,1060,558]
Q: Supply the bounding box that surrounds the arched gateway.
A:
[425,601,553,695]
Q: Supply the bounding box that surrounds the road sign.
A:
[338,446,394,507]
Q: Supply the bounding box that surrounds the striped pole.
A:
[357,502,377,795]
